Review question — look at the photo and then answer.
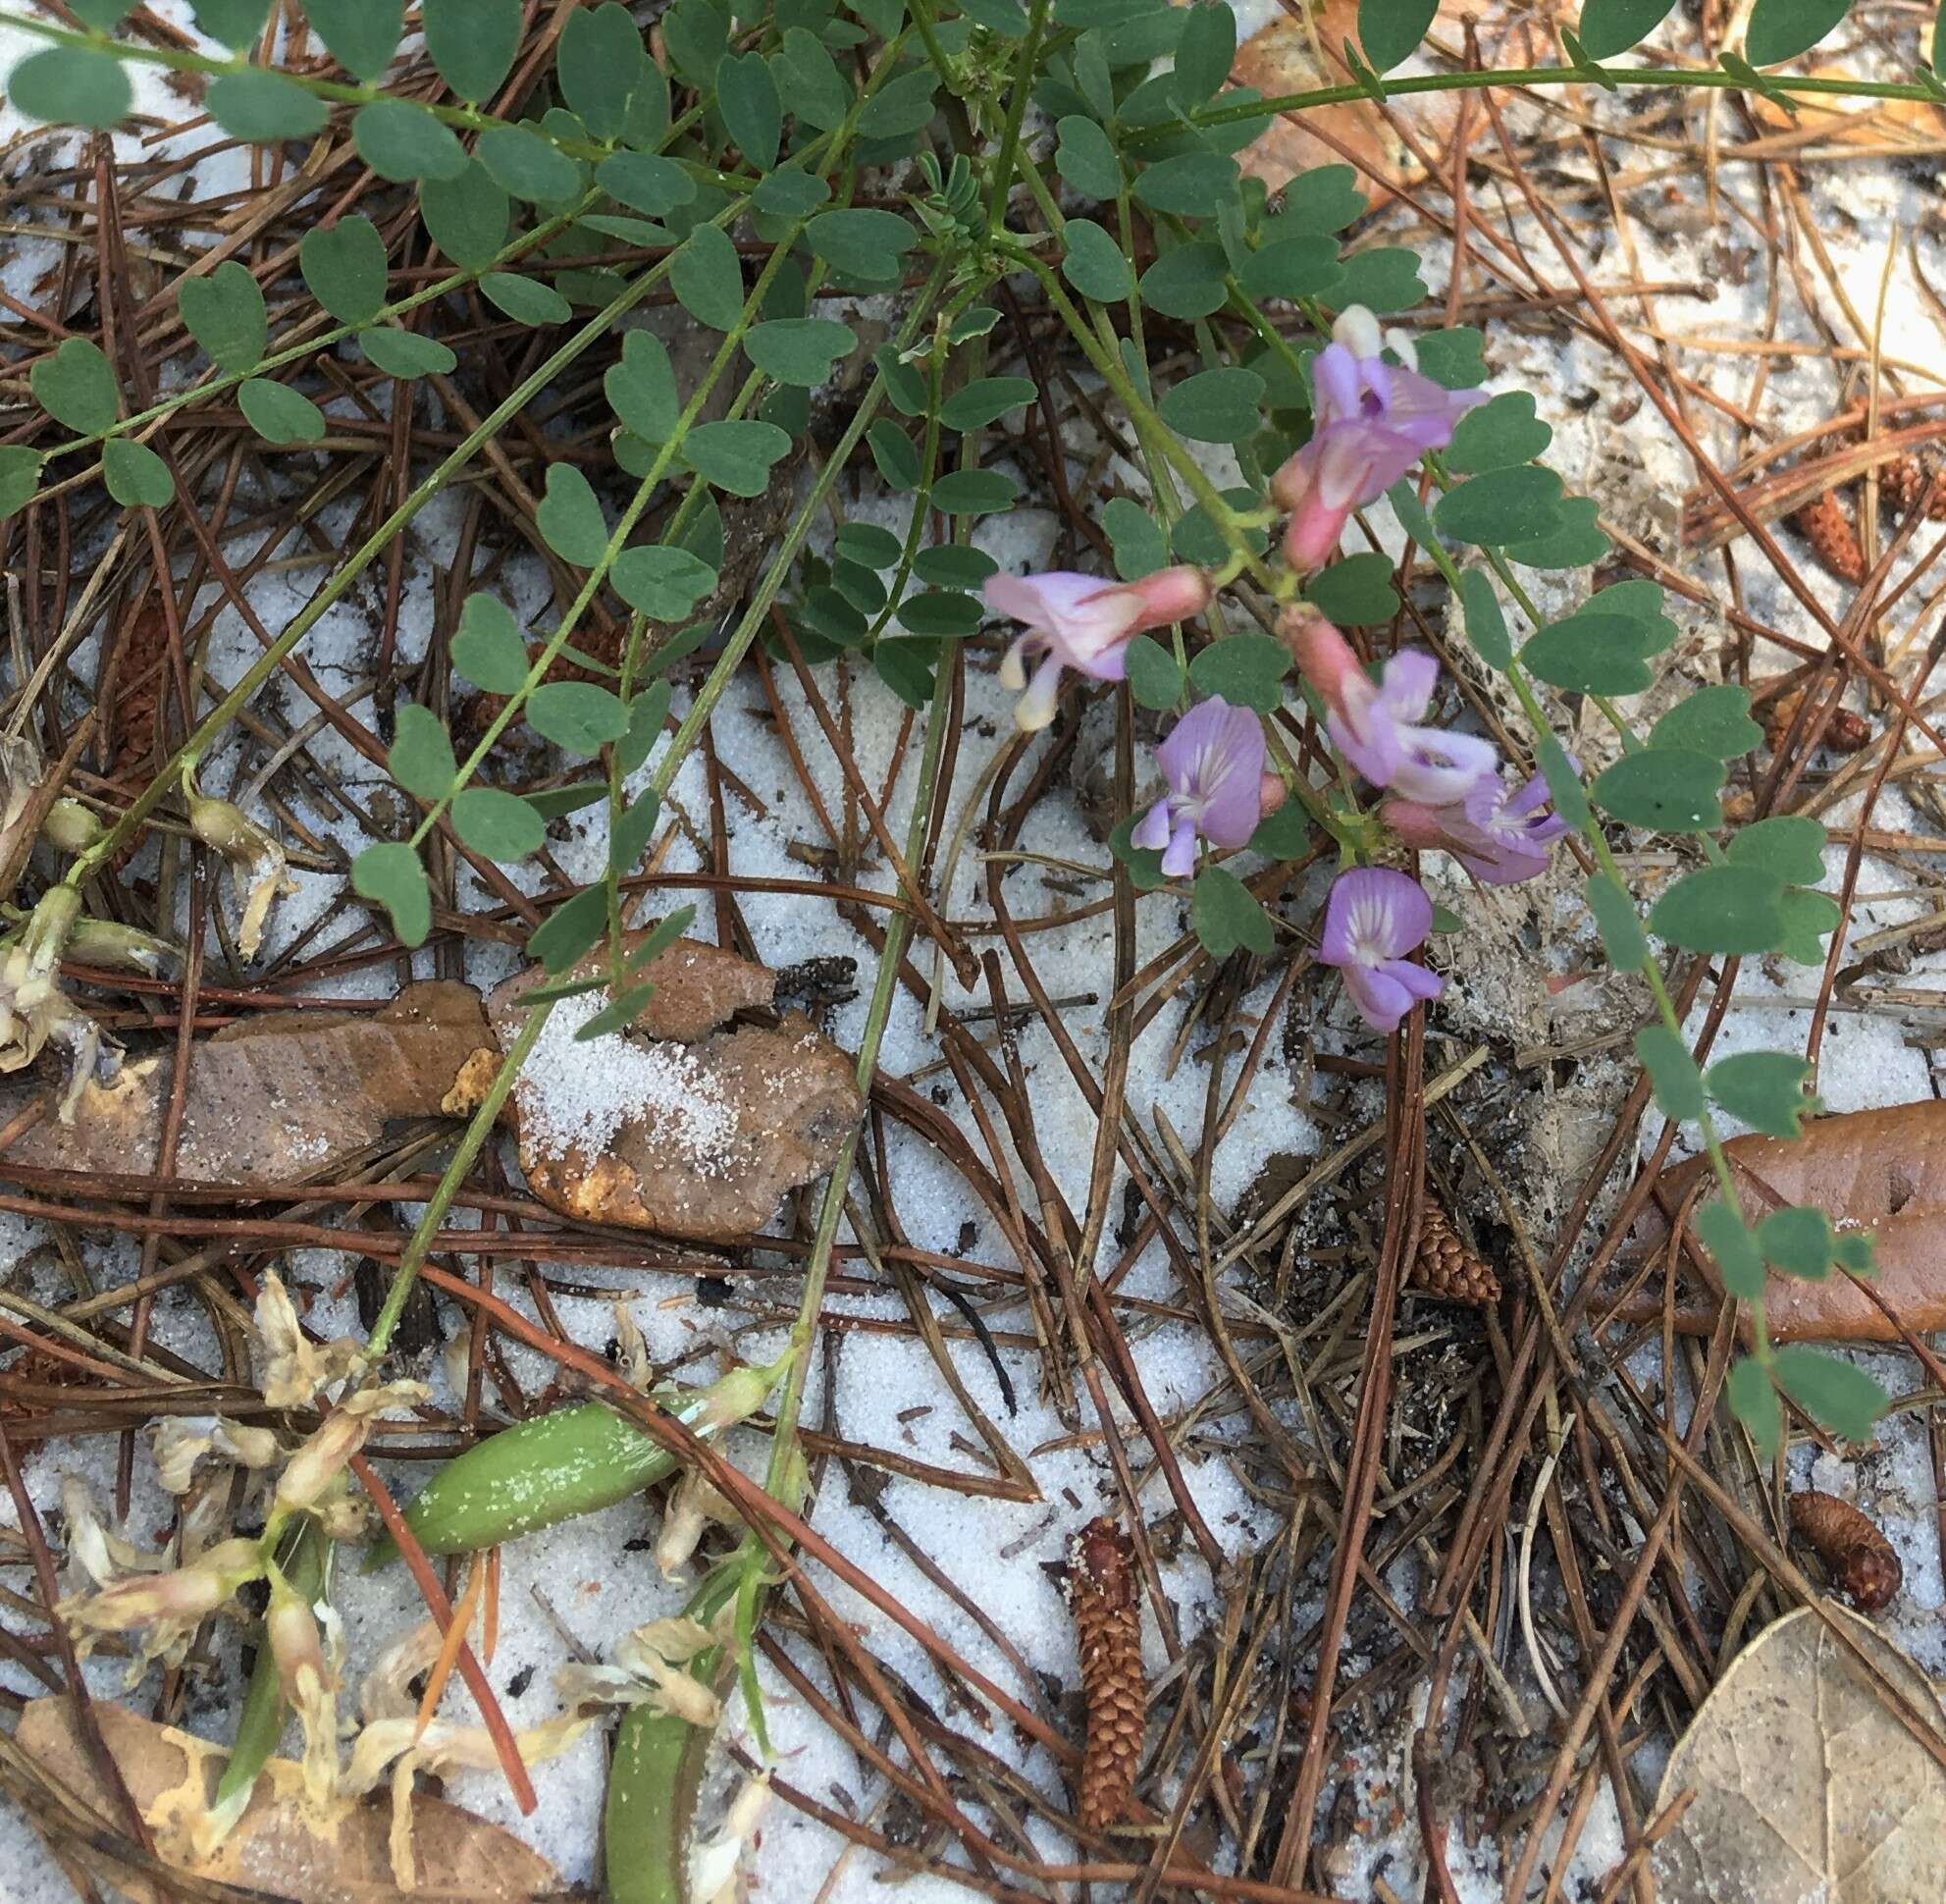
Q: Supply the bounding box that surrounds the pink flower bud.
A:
[1129,564,1213,626]
[1259,772,1289,818]
[1281,607,1362,707]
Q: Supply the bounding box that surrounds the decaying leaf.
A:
[485,931,865,1243]
[13,1697,565,1904]
[0,980,490,1183]
[1620,1101,1946,1341]
[1652,1604,1946,1902]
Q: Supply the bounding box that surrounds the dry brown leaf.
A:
[1652,1605,1946,1902]
[486,931,865,1242]
[0,980,490,1184]
[13,1696,564,1904]
[1630,1101,1946,1341]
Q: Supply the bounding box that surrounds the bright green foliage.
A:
[1636,1026,1706,1122]
[1709,1052,1820,1138]
[300,219,389,327]
[352,843,431,948]
[1194,866,1274,957]
[179,263,268,375]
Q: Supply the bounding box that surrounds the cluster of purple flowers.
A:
[975,305,1568,1037]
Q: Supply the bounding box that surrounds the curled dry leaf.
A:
[13,1696,565,1904]
[0,979,490,1183]
[1652,1605,1946,1902]
[1628,1100,1946,1341]
[478,930,865,1243]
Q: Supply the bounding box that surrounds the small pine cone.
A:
[1069,1517,1144,1833]
[1789,1490,1901,1613]
[1410,1203,1499,1306]
[1880,453,1929,519]
[1794,490,1866,585]
[1762,683,1869,755]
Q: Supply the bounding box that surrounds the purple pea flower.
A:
[1317,867,1445,1034]
[983,565,1213,732]
[1383,768,1569,885]
[1285,608,1496,803]
[1271,307,1488,571]
[1131,696,1267,877]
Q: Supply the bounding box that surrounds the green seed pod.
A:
[378,1361,781,1563]
[39,798,103,856]
[604,1708,701,1904]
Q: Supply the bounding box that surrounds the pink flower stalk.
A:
[1131,696,1266,876]
[1285,609,1496,803]
[1317,867,1445,1033]
[1271,306,1487,570]
[983,565,1212,731]
[1382,768,1569,885]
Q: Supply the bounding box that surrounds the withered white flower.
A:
[185,780,297,962]
[59,1535,264,1681]
[151,1414,280,1495]
[557,1614,722,1727]
[0,885,119,1123]
[254,1271,364,1409]
[613,1299,653,1392]
[273,1381,429,1522]
[655,1465,738,1580]
[359,1617,443,1725]
[59,1475,166,1594]
[690,1772,771,1904]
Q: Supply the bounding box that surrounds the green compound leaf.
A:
[605,330,679,443]
[858,66,938,139]
[419,164,509,271]
[1520,612,1665,695]
[480,273,571,327]
[1759,1203,1841,1280]
[1270,164,1366,234]
[1062,219,1133,302]
[102,439,172,508]
[775,26,849,131]
[1507,496,1610,568]
[1055,115,1122,198]
[305,0,404,82]
[1304,552,1399,626]
[1459,568,1511,667]
[1158,368,1266,446]
[1187,632,1288,713]
[1726,1354,1781,1461]
[208,69,326,141]
[32,338,118,436]
[942,377,1038,432]
[1649,864,1786,955]
[1433,465,1565,547]
[1577,0,1676,59]
[422,0,521,100]
[452,786,545,862]
[670,225,747,332]
[523,782,605,821]
[352,99,468,183]
[477,124,583,204]
[867,419,920,491]
[617,680,671,773]
[1336,246,1426,312]
[452,594,530,693]
[599,151,697,218]
[529,681,631,756]
[1727,814,1827,885]
[898,591,982,637]
[1770,1345,1886,1443]
[0,448,44,521]
[560,2,647,140]
[1774,887,1842,964]
[537,463,609,567]
[1585,874,1649,970]
[1709,1051,1821,1138]
[237,378,326,446]
[1104,498,1168,580]
[873,639,935,709]
[1414,328,1487,389]
[745,318,855,389]
[358,327,457,378]
[612,545,718,620]
[529,884,607,972]
[9,48,131,129]
[1174,1,1236,101]
[1139,241,1230,320]
[1237,236,1346,303]
[1125,635,1183,711]
[1447,391,1552,473]
[610,788,662,876]
[1696,1199,1767,1300]
[300,217,388,327]
[190,2,274,50]
[1636,1025,1707,1123]
[178,261,267,376]
[685,420,792,498]
[1652,684,1762,759]
[717,52,782,169]
[1193,864,1275,958]
[352,840,431,947]
[835,521,904,567]
[1358,0,1439,71]
[929,468,1018,515]
[1746,0,1851,66]
[388,704,457,802]
[1590,748,1723,832]
[751,169,829,217]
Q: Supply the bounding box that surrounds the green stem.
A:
[983,0,1052,233]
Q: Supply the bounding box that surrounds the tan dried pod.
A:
[1069,1517,1144,1832]
[1793,491,1867,585]
[1410,1204,1499,1306]
[1789,1490,1901,1612]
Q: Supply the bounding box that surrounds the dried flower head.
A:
[151,1414,281,1495]
[59,1534,265,1681]
[0,884,119,1123]
[186,781,298,962]
[557,1614,723,1727]
[274,1382,429,1522]
[656,1465,739,1579]
[254,1271,364,1408]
